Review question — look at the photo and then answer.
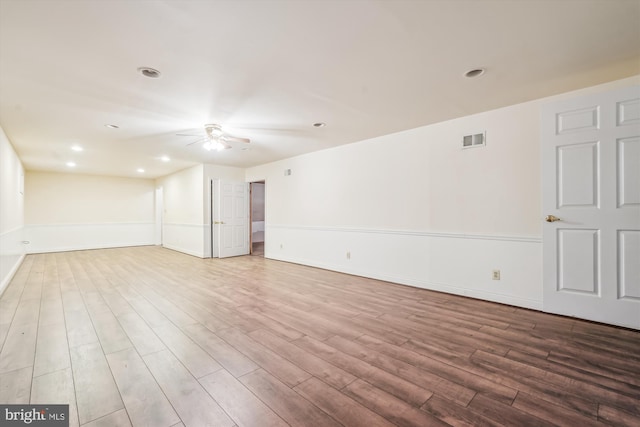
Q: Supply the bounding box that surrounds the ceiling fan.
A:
[178,124,250,151]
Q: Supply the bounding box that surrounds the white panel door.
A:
[217,180,249,258]
[542,85,640,329]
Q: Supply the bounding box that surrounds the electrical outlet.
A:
[346,251,351,260]
[492,270,501,280]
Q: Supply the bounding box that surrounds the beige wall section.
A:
[203,164,245,181]
[0,126,26,292]
[156,163,245,225]
[25,171,155,224]
[157,164,204,224]
[0,127,24,233]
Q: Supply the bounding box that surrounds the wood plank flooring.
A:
[0,246,639,426]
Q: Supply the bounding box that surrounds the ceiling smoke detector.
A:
[138,67,161,78]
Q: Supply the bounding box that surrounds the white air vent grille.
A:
[462,132,486,148]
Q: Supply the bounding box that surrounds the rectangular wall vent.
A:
[462,132,486,149]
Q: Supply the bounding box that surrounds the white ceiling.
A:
[1,0,639,179]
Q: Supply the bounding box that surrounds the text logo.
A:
[0,405,68,426]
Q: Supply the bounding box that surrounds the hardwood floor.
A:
[0,246,638,426]
[251,242,264,257]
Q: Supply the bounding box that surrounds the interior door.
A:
[217,180,249,258]
[542,85,640,329]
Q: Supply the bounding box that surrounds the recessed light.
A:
[313,122,326,128]
[105,124,119,129]
[465,68,486,78]
[137,168,145,173]
[66,162,76,167]
[71,145,83,152]
[160,155,170,162]
[138,67,161,78]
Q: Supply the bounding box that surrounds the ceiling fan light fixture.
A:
[137,67,161,78]
[186,124,249,151]
[203,140,225,152]
[205,124,223,138]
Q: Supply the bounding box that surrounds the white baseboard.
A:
[162,243,205,258]
[162,223,206,258]
[24,222,155,254]
[27,243,154,254]
[0,226,26,297]
[0,253,25,298]
[268,253,543,310]
[265,225,543,310]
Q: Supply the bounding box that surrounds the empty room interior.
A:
[1,1,640,426]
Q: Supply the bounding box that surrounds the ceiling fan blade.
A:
[186,137,207,146]
[177,133,203,137]
[222,135,251,144]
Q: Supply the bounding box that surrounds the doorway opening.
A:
[250,181,265,256]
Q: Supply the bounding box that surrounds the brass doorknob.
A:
[545,215,561,222]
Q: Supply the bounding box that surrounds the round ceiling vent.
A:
[465,68,486,78]
[138,67,161,78]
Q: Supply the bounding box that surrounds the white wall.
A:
[0,126,25,295]
[246,76,640,310]
[24,171,155,253]
[156,164,205,257]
